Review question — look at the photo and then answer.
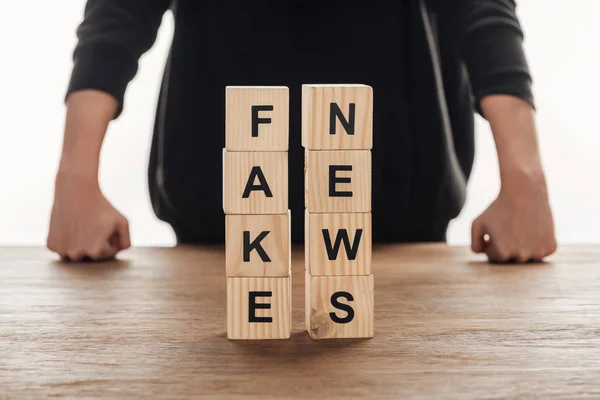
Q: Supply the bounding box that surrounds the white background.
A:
[0,1,599,246]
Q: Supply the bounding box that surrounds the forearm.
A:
[473,94,556,262]
[68,0,170,118]
[58,90,117,181]
[481,95,547,191]
[437,0,534,113]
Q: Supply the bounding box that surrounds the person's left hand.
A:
[471,177,557,263]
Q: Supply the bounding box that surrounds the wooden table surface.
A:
[1,245,599,399]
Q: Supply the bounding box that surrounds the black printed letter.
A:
[243,231,271,262]
[252,105,273,137]
[329,165,352,197]
[322,229,363,260]
[329,291,355,324]
[249,291,273,323]
[330,103,356,135]
[243,166,273,198]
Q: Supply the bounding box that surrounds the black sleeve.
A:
[435,0,534,115]
[66,0,172,118]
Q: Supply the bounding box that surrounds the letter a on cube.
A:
[223,150,288,214]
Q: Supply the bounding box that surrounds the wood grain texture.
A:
[305,150,371,213]
[302,84,373,150]
[226,86,289,151]
[2,245,600,398]
[227,277,291,340]
[223,150,288,214]
[306,274,374,339]
[305,211,372,276]
[226,212,291,277]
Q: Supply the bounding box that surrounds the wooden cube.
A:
[305,150,371,213]
[305,274,374,339]
[305,211,372,276]
[223,150,288,214]
[226,86,289,151]
[228,277,291,340]
[302,84,373,150]
[226,212,291,277]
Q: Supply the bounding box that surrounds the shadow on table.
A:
[51,258,131,279]
[467,260,552,268]
[218,331,373,361]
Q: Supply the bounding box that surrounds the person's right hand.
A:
[47,172,131,261]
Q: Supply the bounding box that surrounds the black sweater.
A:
[67,0,533,243]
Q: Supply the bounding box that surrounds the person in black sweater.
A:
[48,0,557,263]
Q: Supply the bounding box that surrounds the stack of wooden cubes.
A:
[224,86,292,340]
[303,84,375,339]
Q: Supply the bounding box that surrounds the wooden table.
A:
[1,245,599,399]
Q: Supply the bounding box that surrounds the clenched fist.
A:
[47,173,131,261]
[471,178,557,263]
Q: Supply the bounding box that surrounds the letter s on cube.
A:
[305,274,374,339]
